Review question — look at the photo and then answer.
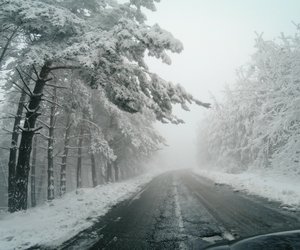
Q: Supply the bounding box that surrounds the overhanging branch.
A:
[49,65,80,71]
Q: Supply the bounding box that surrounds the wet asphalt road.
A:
[52,170,300,250]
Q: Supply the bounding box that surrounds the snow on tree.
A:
[198,29,300,176]
[1,0,209,211]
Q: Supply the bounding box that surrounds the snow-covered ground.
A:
[194,168,300,210]
[0,172,159,250]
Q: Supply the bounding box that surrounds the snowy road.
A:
[43,170,300,250]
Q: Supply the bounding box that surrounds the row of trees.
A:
[198,29,300,175]
[0,0,209,212]
[1,70,164,207]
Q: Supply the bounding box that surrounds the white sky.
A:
[144,0,300,169]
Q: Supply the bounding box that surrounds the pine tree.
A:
[2,0,209,211]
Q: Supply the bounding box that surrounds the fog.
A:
[3,1,300,247]
[144,0,300,170]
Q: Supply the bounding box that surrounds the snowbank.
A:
[0,173,158,250]
[194,168,300,209]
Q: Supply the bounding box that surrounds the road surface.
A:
[40,170,300,249]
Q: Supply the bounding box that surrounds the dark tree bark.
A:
[12,62,52,212]
[60,113,72,196]
[7,88,26,212]
[89,129,97,188]
[76,124,84,189]
[47,85,57,201]
[90,152,97,187]
[30,135,37,207]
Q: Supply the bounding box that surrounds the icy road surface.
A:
[35,170,300,250]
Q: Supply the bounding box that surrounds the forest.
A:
[0,0,209,212]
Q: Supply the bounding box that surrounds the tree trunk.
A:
[60,113,71,196]
[89,130,97,188]
[106,162,112,183]
[30,135,37,207]
[120,164,127,180]
[12,62,51,212]
[113,163,119,182]
[90,153,97,187]
[37,163,46,204]
[119,166,124,181]
[98,156,105,185]
[76,124,84,189]
[47,85,57,201]
[8,88,26,212]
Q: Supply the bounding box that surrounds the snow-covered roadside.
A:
[194,168,300,210]
[0,172,160,250]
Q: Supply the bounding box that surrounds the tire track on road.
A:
[33,170,300,250]
[182,172,300,239]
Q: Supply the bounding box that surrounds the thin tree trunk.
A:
[89,130,97,188]
[30,135,37,207]
[47,85,57,201]
[98,156,105,185]
[90,153,97,187]
[60,113,71,196]
[119,166,124,181]
[113,163,119,182]
[12,62,51,212]
[106,162,112,183]
[37,164,46,204]
[120,164,125,180]
[76,124,84,189]
[7,88,26,212]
